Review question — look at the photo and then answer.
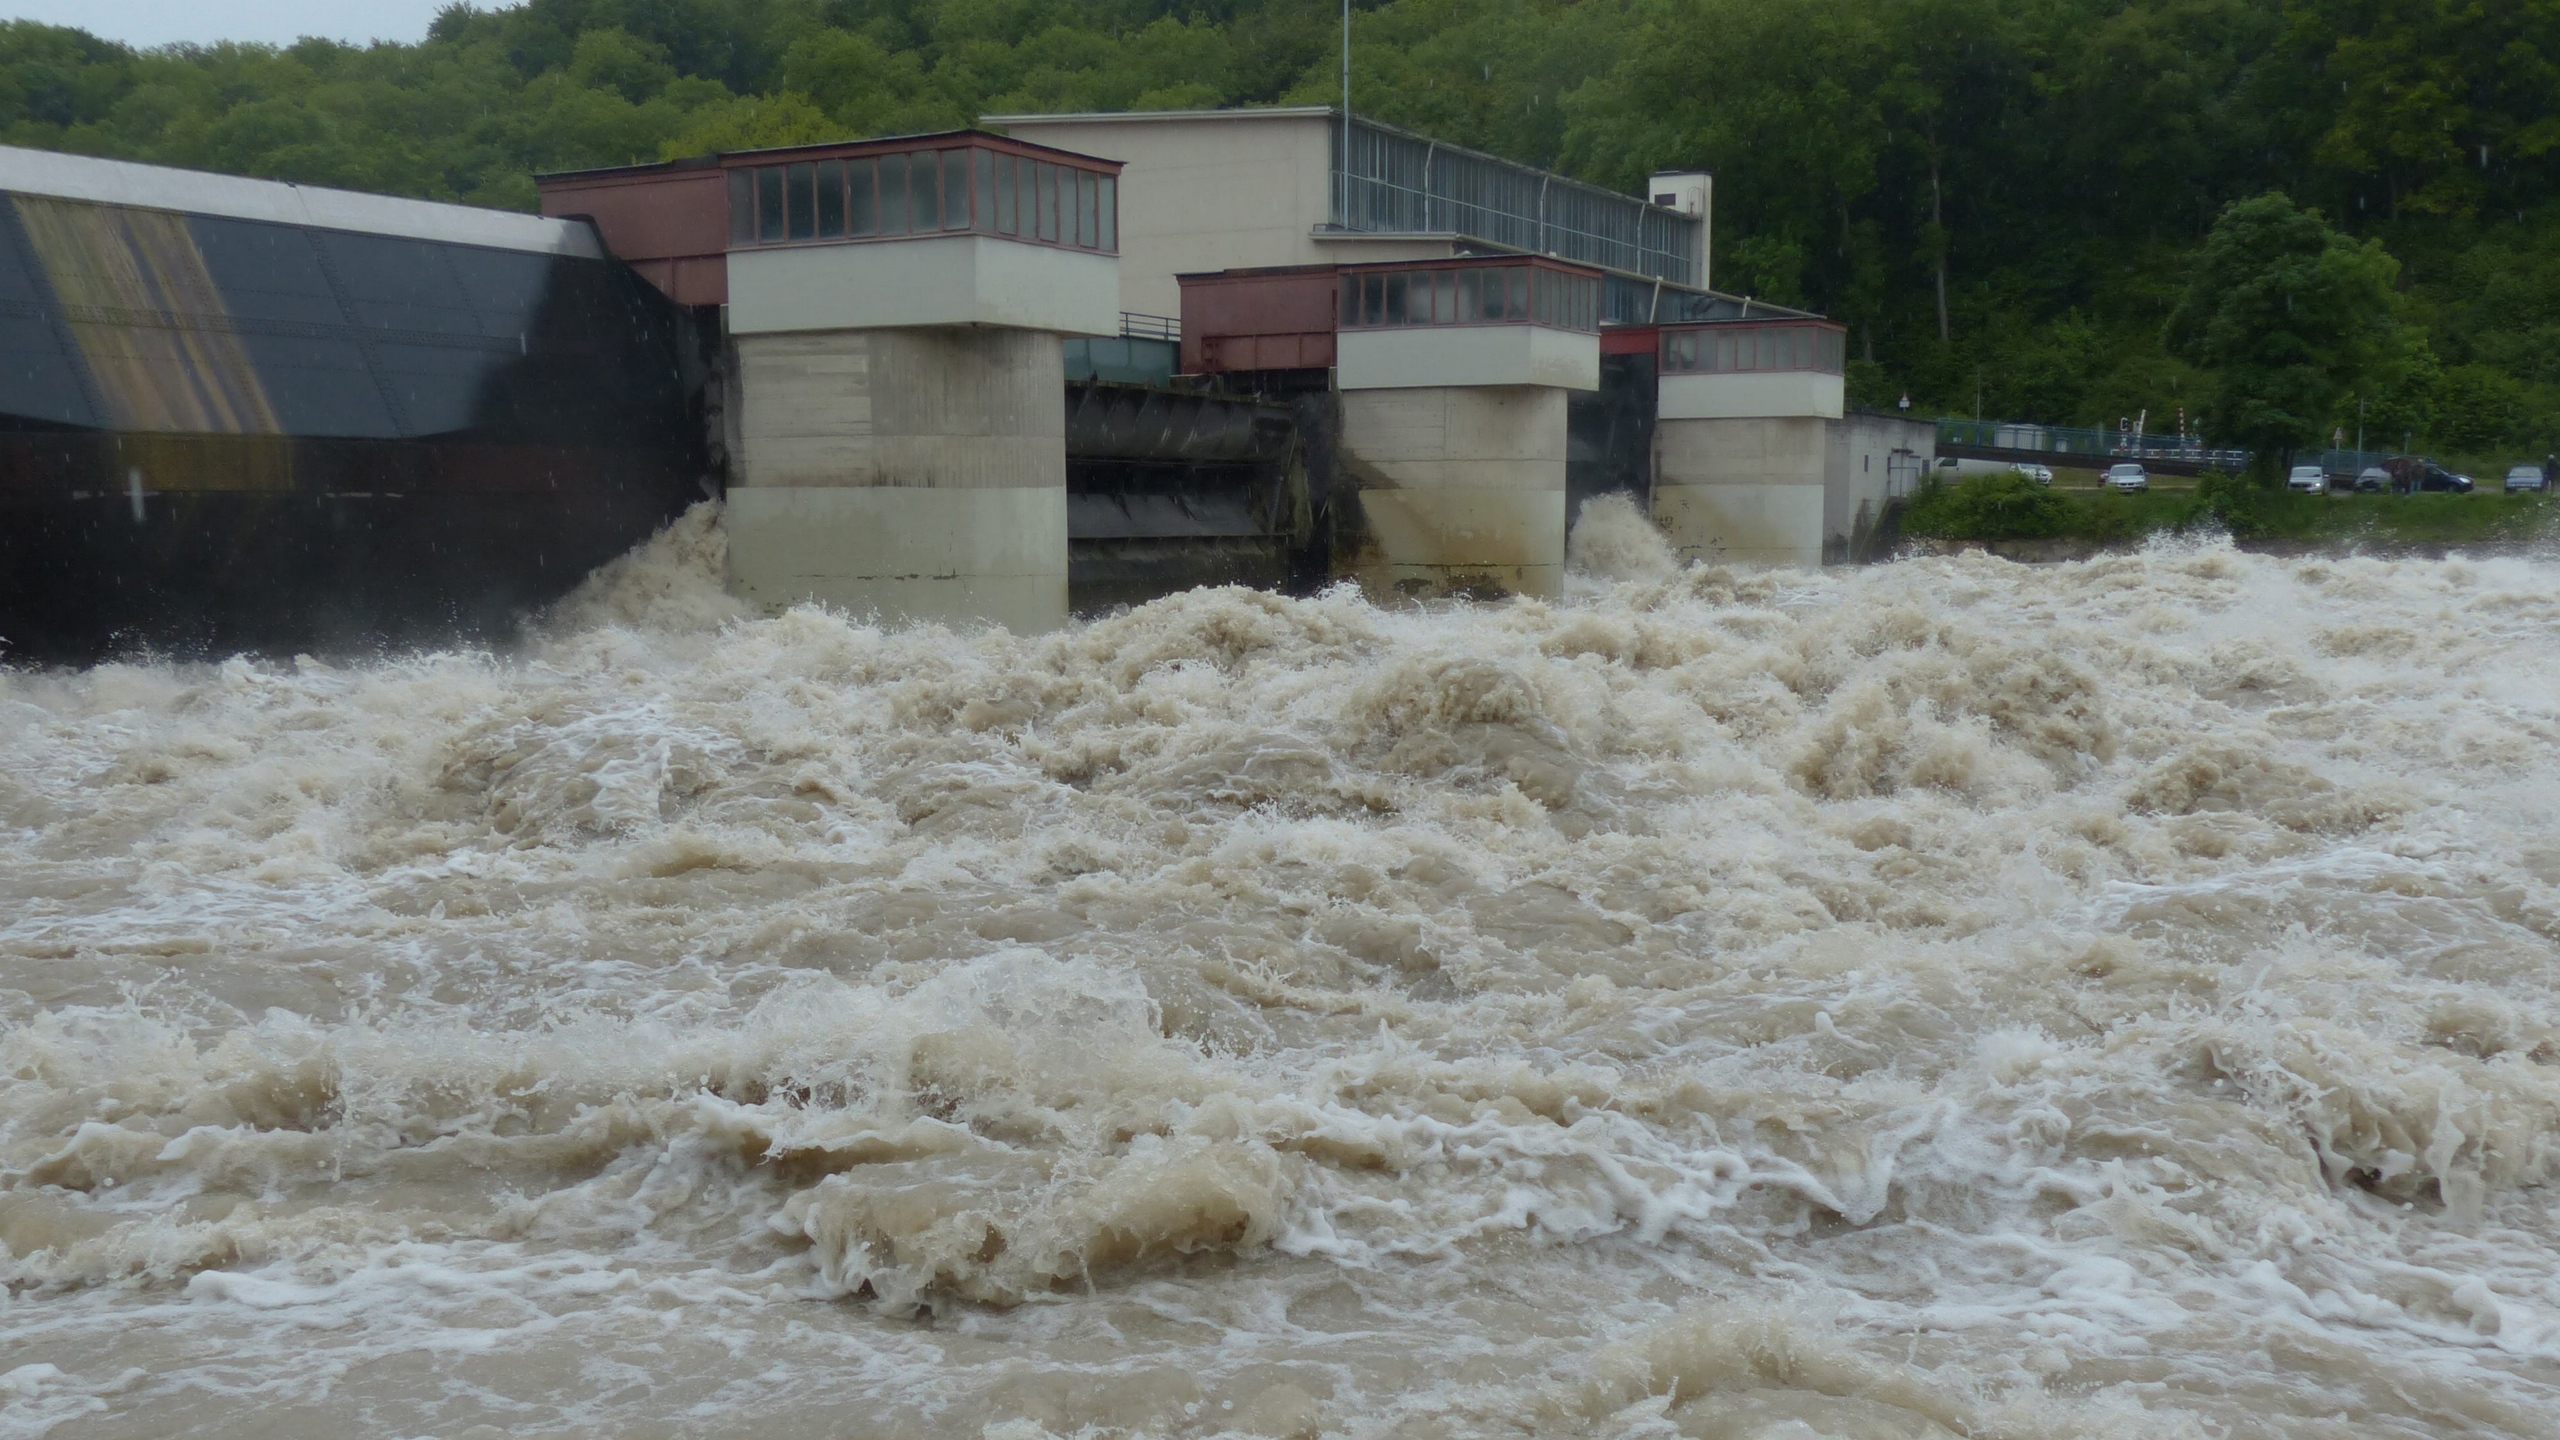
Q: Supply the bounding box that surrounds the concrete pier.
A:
[1651,320,1848,568]
[538,132,1122,632]
[1337,385,1571,599]
[724,326,1071,631]
[1330,259,1601,601]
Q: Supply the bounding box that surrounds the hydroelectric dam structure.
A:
[1,115,1937,660]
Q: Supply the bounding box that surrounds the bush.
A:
[1901,471,2080,539]
[2189,468,2274,538]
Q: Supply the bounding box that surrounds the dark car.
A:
[2380,455,2473,493]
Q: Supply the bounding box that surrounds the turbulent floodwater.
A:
[4,501,2560,1440]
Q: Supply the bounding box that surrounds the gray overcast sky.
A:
[2,1,463,47]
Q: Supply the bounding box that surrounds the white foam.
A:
[4,540,2560,1436]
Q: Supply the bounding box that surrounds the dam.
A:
[1,111,1938,659]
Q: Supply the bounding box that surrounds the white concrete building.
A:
[984,108,1709,326]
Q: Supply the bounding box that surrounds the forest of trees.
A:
[4,0,2558,462]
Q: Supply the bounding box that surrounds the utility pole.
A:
[1341,0,1352,227]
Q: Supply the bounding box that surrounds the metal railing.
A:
[1329,115,1700,286]
[1120,311,1179,341]
[1937,418,2251,470]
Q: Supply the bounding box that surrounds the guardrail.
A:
[1120,311,1180,341]
[1936,419,2250,471]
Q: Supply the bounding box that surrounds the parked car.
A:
[2505,463,2549,493]
[2010,462,2054,485]
[2383,455,2474,493]
[2286,464,2329,494]
[2104,462,2150,492]
[2354,466,2391,492]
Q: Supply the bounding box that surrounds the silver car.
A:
[2287,464,2329,494]
[2010,462,2054,486]
[2506,464,2548,493]
[2104,462,2150,493]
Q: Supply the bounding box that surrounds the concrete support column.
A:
[1652,416,1829,569]
[1337,384,1569,600]
[1649,336,1848,569]
[724,325,1069,632]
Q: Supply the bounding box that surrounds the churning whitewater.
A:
[4,501,2559,1439]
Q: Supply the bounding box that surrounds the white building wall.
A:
[1823,412,1937,561]
[1659,370,1846,421]
[988,110,1359,320]
[1337,325,1600,392]
[728,235,1119,337]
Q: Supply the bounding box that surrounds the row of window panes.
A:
[1662,325,1846,375]
[727,150,1116,251]
[1338,266,1600,331]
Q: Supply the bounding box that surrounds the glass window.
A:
[1432,271,1455,324]
[1384,273,1408,325]
[1076,170,1098,248]
[814,160,845,237]
[974,149,995,234]
[728,168,754,245]
[756,166,786,243]
[1362,273,1384,326]
[993,154,1018,234]
[1098,175,1116,250]
[1341,276,1359,327]
[1018,159,1039,240]
[848,158,878,236]
[1457,269,1481,322]
[786,163,817,241]
[880,152,909,233]
[914,151,942,230]
[944,150,971,230]
[1716,333,1736,371]
[1507,268,1530,322]
[1036,162,1058,242]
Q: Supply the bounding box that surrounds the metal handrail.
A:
[1120,311,1180,341]
[1328,117,1700,286]
[1937,418,2250,469]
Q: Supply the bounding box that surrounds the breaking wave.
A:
[4,521,2559,1437]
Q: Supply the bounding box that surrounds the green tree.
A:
[2166,192,2403,465]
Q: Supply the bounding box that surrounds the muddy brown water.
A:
[3,503,2556,1438]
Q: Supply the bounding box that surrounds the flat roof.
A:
[982,106,1336,126]
[989,107,1688,214]
[0,145,601,258]
[537,128,1120,186]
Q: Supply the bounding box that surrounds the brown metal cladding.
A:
[538,168,732,305]
[1178,266,1341,375]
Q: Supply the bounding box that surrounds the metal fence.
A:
[1330,116,1701,286]
[1937,419,2251,471]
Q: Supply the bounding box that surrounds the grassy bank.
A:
[1902,472,2560,548]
